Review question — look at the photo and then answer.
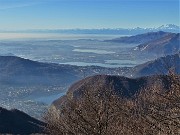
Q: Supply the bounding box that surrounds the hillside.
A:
[0,56,129,86]
[0,107,45,134]
[0,56,81,86]
[131,53,180,77]
[106,31,172,44]
[134,33,179,56]
[53,75,173,108]
[49,74,179,135]
[0,55,179,118]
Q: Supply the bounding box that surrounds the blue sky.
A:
[0,0,179,30]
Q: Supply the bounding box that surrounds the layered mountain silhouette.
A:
[53,53,180,107]
[0,32,179,134]
[0,107,45,134]
[0,53,179,87]
[53,74,174,108]
[0,56,131,86]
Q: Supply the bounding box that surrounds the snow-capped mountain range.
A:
[157,24,179,30]
[0,24,179,35]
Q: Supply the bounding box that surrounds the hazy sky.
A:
[0,0,179,30]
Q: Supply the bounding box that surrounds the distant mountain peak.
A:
[157,24,180,30]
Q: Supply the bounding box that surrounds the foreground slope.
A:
[0,107,45,134]
[53,75,173,108]
[48,74,180,135]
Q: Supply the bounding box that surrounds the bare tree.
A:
[44,73,180,135]
[135,73,180,135]
[44,81,145,135]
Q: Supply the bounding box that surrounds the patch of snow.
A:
[140,45,149,51]
[133,47,139,50]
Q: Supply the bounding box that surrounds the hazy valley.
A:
[0,31,179,134]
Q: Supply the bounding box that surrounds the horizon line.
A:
[0,24,179,31]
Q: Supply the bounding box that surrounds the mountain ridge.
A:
[0,53,179,86]
[53,74,174,108]
[0,56,81,86]
[106,31,172,44]
[131,53,180,77]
